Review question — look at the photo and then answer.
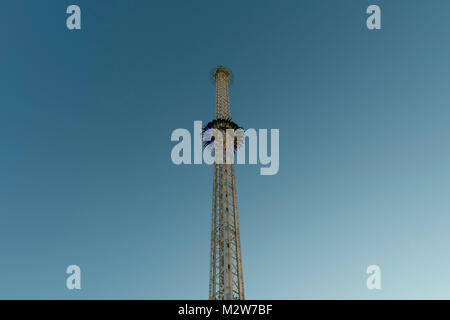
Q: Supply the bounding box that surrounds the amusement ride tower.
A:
[203,67,245,300]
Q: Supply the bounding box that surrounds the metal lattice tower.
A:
[204,67,245,300]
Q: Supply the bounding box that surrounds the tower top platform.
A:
[210,66,234,85]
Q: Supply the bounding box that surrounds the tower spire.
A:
[214,67,232,119]
[205,66,245,300]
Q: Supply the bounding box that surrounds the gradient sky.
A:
[1,0,450,299]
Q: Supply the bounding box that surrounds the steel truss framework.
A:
[208,67,245,300]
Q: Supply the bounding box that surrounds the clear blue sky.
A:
[1,0,450,299]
